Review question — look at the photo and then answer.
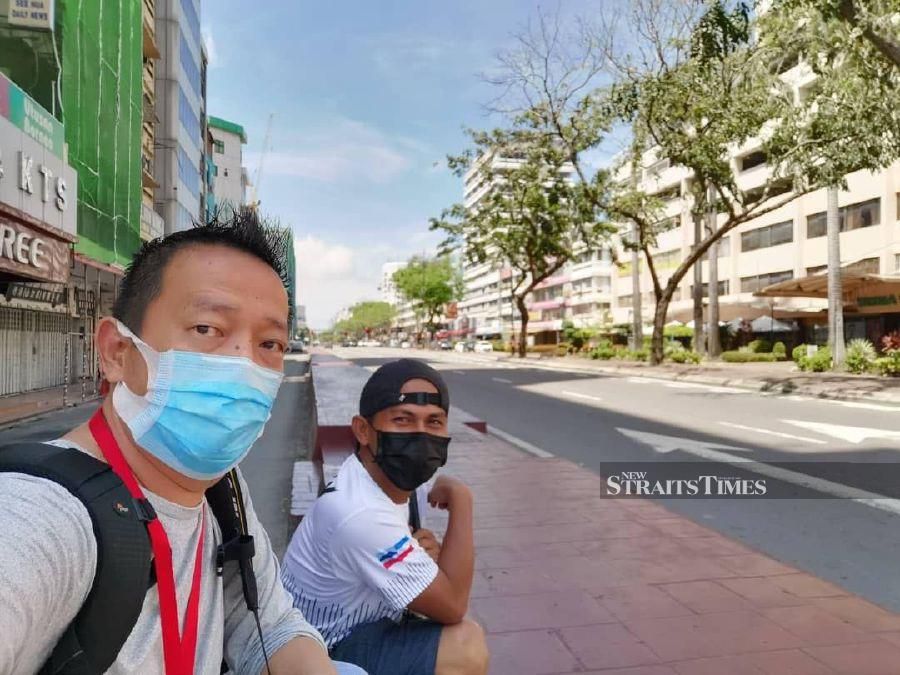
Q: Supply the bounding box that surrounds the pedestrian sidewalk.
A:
[0,383,100,428]
[313,354,900,674]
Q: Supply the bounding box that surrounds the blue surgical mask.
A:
[112,321,284,480]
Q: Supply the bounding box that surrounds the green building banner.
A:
[0,71,65,157]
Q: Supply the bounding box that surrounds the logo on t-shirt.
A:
[377,535,414,569]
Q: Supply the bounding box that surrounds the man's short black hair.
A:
[113,210,290,334]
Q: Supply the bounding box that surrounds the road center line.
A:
[491,377,513,384]
[719,421,827,445]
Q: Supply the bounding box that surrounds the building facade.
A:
[609,62,900,347]
[208,115,248,213]
[154,0,205,233]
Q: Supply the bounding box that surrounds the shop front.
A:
[0,71,80,403]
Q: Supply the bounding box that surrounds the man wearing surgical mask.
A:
[0,215,363,674]
[281,360,488,675]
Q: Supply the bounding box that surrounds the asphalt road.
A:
[339,347,900,613]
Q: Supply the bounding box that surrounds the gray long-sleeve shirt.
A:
[0,442,326,675]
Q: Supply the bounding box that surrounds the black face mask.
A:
[372,430,450,491]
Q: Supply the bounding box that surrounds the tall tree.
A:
[485,1,900,364]
[431,129,613,357]
[333,301,396,338]
[393,256,463,344]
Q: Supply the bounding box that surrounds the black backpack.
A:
[0,442,260,675]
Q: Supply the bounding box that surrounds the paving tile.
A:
[671,654,766,675]
[659,580,753,613]
[802,639,900,675]
[748,649,837,674]
[644,518,718,539]
[769,574,849,599]
[476,542,587,570]
[677,535,756,558]
[559,623,662,670]
[719,577,808,608]
[486,629,581,675]
[811,597,900,632]
[626,610,804,661]
[599,584,695,622]
[470,590,616,632]
[716,553,798,577]
[762,605,876,646]
[557,667,678,675]
[480,564,582,595]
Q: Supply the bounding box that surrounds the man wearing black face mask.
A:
[281,359,488,675]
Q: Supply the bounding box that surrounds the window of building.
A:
[806,264,827,275]
[845,257,880,274]
[618,294,633,306]
[572,250,594,265]
[740,151,767,172]
[213,139,225,154]
[224,168,229,177]
[740,270,794,293]
[807,198,881,238]
[178,87,202,148]
[741,220,793,252]
[655,248,682,271]
[177,148,200,199]
[691,280,730,297]
[180,30,201,97]
[653,185,680,203]
[895,253,900,273]
[594,276,611,293]
[743,179,791,203]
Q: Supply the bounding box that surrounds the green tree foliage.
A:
[392,256,463,342]
[431,129,614,357]
[333,301,396,338]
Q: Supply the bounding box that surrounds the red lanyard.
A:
[89,409,205,675]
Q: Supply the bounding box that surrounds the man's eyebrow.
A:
[189,298,240,313]
[263,315,289,333]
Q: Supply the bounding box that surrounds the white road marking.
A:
[562,390,604,403]
[719,422,827,445]
[783,396,900,413]
[489,426,554,458]
[618,427,900,517]
[491,377,513,384]
[783,420,900,445]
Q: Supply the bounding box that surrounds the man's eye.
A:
[195,325,219,336]
[262,341,285,352]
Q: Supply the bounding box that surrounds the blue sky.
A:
[204,1,600,328]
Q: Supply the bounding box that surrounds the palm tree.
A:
[826,186,846,367]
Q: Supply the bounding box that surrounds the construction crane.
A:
[248,113,274,212]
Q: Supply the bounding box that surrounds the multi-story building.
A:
[208,116,248,214]
[0,1,145,407]
[380,261,407,306]
[609,61,900,347]
[141,0,165,242]
[454,153,613,344]
[154,0,206,233]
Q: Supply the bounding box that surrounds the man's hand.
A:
[412,528,442,562]
[428,475,472,511]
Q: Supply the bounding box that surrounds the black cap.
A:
[359,359,450,418]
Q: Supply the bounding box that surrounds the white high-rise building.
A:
[208,116,248,213]
[455,154,613,344]
[380,262,407,306]
[609,60,900,346]
[154,0,205,233]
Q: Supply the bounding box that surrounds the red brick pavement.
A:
[437,417,900,675]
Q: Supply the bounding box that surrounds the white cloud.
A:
[293,232,442,329]
[202,27,218,68]
[246,118,418,185]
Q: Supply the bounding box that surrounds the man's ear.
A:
[351,415,372,452]
[96,317,133,385]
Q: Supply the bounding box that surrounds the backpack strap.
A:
[205,468,259,612]
[0,443,153,675]
[408,491,421,532]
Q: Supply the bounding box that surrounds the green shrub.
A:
[670,350,702,364]
[748,339,773,353]
[792,344,808,362]
[614,348,648,362]
[557,341,572,355]
[874,350,900,377]
[590,342,617,360]
[798,346,832,372]
[721,351,779,363]
[490,339,505,352]
[772,342,786,359]
[845,339,877,374]
[664,325,695,339]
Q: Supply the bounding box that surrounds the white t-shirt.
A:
[281,455,439,648]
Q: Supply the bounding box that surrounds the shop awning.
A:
[754,270,900,300]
